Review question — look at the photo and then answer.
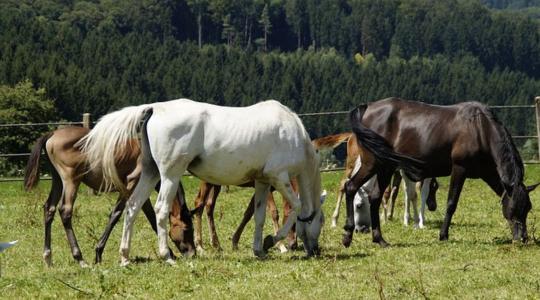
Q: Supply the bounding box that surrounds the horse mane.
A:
[480,105,524,187]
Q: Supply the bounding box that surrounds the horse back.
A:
[46,126,140,190]
[362,98,497,177]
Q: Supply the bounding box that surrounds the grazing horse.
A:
[311,132,437,229]
[343,97,539,247]
[79,99,332,265]
[24,127,195,267]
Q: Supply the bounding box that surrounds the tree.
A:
[285,0,308,48]
[0,80,56,175]
[259,3,272,51]
[187,0,209,49]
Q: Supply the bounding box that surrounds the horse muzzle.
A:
[510,221,528,243]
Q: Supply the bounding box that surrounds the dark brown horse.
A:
[343,97,539,247]
[24,127,195,267]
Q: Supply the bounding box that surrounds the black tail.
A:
[350,105,425,181]
[24,132,53,191]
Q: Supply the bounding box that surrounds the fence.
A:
[1,99,539,183]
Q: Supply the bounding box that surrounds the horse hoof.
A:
[165,258,176,266]
[43,252,53,267]
[342,233,353,248]
[196,246,205,255]
[439,234,448,241]
[120,259,130,267]
[278,243,288,253]
[378,240,390,248]
[263,235,275,252]
[253,249,267,258]
[79,260,89,268]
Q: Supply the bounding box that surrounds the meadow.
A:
[1,166,540,299]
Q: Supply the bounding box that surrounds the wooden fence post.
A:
[534,96,540,160]
[82,113,91,129]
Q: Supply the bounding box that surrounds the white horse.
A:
[79,99,324,265]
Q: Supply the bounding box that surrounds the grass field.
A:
[1,166,540,299]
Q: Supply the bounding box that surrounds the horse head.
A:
[296,190,327,257]
[168,198,196,258]
[501,183,539,243]
[354,188,371,234]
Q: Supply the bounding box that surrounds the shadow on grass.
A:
[131,256,154,264]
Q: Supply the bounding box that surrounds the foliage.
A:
[0,0,539,171]
[2,168,540,298]
[0,80,56,176]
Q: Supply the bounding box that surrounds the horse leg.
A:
[267,192,287,253]
[369,169,393,247]
[58,179,87,267]
[331,178,347,227]
[419,178,433,229]
[439,165,466,241]
[138,196,179,260]
[381,186,391,223]
[231,194,255,250]
[403,174,419,228]
[206,185,222,250]
[43,172,62,267]
[193,182,211,252]
[94,195,127,264]
[284,180,298,250]
[388,171,402,220]
[119,170,159,266]
[263,174,303,253]
[253,181,271,257]
[154,173,183,264]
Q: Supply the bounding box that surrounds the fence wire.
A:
[1,104,539,182]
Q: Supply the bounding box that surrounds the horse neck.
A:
[297,158,322,214]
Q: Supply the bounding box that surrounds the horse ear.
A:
[526,183,540,193]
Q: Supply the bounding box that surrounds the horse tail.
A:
[24,132,53,191]
[311,132,352,150]
[77,104,154,193]
[350,105,425,181]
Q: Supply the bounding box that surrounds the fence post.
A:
[82,113,91,129]
[534,96,540,160]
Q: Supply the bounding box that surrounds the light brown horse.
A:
[24,127,195,267]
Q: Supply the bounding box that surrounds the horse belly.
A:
[188,152,268,186]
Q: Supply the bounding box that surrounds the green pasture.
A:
[1,166,540,299]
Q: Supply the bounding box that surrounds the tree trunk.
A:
[297,28,301,49]
[197,12,202,49]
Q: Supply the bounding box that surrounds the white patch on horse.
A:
[349,156,362,179]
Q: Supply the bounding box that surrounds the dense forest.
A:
[0,0,539,170]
